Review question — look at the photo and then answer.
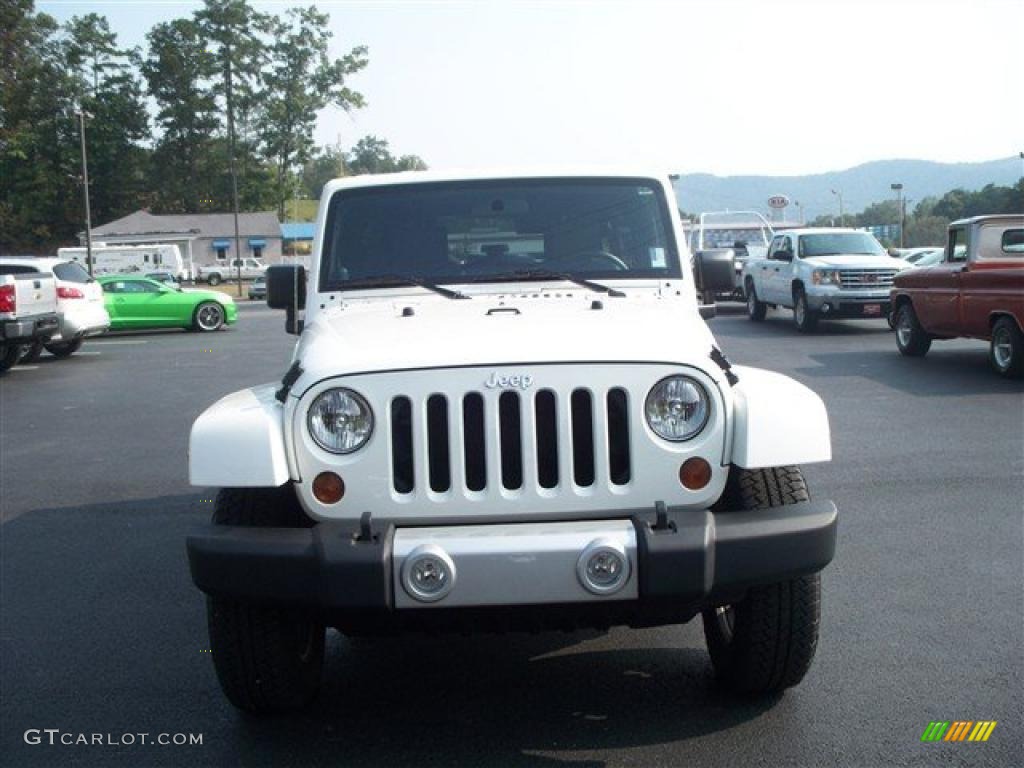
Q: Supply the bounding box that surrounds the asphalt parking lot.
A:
[1,302,1021,767]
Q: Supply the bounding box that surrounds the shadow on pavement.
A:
[2,494,778,767]
[226,636,777,767]
[795,348,1022,396]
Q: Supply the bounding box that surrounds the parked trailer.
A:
[58,244,192,280]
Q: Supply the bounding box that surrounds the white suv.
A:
[186,170,838,713]
[0,257,109,360]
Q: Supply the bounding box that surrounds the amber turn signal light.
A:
[312,472,345,504]
[679,458,712,490]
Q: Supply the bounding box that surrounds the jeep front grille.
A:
[838,269,898,289]
[389,387,632,496]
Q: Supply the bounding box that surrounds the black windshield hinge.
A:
[710,346,739,386]
[275,360,303,403]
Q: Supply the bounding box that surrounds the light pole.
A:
[831,189,844,227]
[890,183,905,248]
[794,200,804,224]
[76,109,94,277]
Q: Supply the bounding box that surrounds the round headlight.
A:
[307,388,374,454]
[645,376,710,442]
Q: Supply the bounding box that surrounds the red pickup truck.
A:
[891,214,1024,378]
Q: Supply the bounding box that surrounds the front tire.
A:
[207,486,324,714]
[990,317,1024,378]
[206,273,223,286]
[702,467,821,695]
[894,302,931,357]
[792,289,818,332]
[44,338,83,358]
[745,280,767,321]
[194,302,225,332]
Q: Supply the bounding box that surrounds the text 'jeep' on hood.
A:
[186,170,838,714]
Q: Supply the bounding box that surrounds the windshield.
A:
[798,232,886,257]
[700,227,771,249]
[319,178,680,291]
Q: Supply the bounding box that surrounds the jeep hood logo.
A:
[485,372,534,390]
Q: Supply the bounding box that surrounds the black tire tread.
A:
[745,281,767,322]
[793,289,818,332]
[703,467,821,695]
[44,338,83,358]
[207,487,323,714]
[990,316,1024,378]
[895,302,931,357]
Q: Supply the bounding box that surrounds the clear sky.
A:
[38,0,1024,176]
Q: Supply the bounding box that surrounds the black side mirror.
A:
[776,250,794,262]
[266,264,307,335]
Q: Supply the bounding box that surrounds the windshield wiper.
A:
[468,269,625,297]
[339,274,468,300]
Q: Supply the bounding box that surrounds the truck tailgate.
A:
[2,272,58,319]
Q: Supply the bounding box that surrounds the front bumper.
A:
[806,290,891,318]
[1,313,60,342]
[187,500,837,632]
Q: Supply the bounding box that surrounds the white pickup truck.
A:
[742,228,909,331]
[0,265,59,372]
[198,257,267,285]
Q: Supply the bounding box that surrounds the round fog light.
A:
[401,544,456,603]
[679,458,712,490]
[577,538,630,595]
[312,471,345,504]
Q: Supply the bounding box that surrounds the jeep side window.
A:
[949,227,968,262]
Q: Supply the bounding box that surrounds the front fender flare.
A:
[728,365,831,468]
[189,384,291,487]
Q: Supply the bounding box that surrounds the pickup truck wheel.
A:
[0,343,21,373]
[207,487,324,714]
[990,317,1024,378]
[19,341,44,363]
[894,303,931,357]
[44,338,83,358]
[206,273,222,286]
[745,281,767,321]
[792,290,818,332]
[702,467,821,695]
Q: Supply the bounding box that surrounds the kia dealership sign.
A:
[767,195,790,209]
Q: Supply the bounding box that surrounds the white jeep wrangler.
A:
[187,170,837,713]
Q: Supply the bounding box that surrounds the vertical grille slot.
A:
[571,389,595,487]
[462,393,486,492]
[535,390,559,489]
[391,397,414,494]
[426,395,451,492]
[499,391,523,490]
[606,388,631,485]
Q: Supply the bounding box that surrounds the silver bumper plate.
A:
[392,520,638,609]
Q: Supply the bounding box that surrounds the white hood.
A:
[289,290,720,393]
[803,254,908,269]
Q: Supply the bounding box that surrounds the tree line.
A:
[1,0,426,254]
[809,181,1024,246]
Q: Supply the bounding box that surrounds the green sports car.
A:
[97,275,238,332]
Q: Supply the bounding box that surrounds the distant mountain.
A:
[673,157,1021,221]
